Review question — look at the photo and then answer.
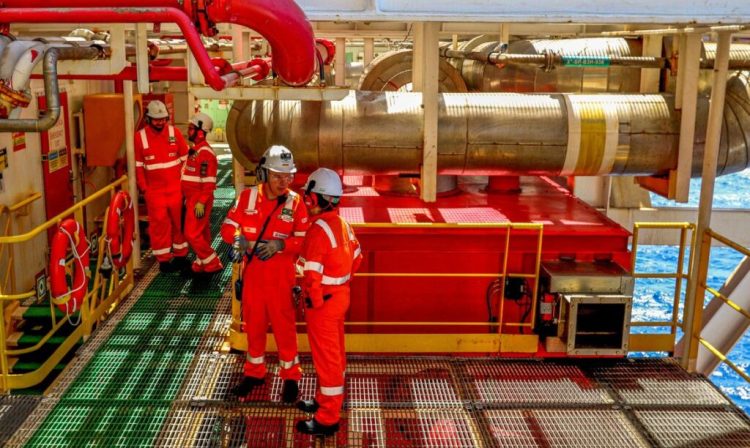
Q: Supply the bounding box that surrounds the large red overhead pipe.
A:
[0,0,316,88]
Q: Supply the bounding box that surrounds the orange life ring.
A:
[49,218,89,314]
[106,191,135,269]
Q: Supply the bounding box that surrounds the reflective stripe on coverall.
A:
[135,125,189,262]
[221,184,309,380]
[300,211,362,425]
[181,141,220,270]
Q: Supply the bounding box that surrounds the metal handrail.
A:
[0,176,127,244]
[0,176,134,392]
[631,222,695,335]
[231,222,544,335]
[699,338,750,383]
[0,192,42,302]
[696,228,750,384]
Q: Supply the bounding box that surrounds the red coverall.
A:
[135,125,189,262]
[181,141,221,272]
[221,184,309,381]
[300,210,362,425]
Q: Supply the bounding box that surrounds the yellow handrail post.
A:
[498,226,512,337]
[0,300,8,393]
[683,228,713,370]
[672,226,689,336]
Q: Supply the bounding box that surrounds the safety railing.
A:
[229,222,544,353]
[697,228,750,383]
[0,192,42,303]
[630,222,695,343]
[0,176,134,392]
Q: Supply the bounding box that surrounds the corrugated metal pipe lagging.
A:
[226,72,750,177]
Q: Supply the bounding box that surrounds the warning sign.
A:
[12,132,25,152]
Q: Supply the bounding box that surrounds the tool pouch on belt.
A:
[234,278,243,301]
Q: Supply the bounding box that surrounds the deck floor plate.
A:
[635,408,750,448]
[586,358,731,406]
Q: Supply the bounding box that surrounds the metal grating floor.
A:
[152,355,750,448]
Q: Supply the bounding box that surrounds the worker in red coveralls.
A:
[296,168,362,437]
[181,112,223,275]
[221,145,309,403]
[135,100,190,273]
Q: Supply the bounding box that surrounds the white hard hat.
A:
[190,112,213,132]
[305,168,343,197]
[146,100,169,119]
[261,145,297,174]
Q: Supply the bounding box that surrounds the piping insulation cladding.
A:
[227,73,750,176]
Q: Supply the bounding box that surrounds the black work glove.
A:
[255,239,284,261]
[305,294,332,309]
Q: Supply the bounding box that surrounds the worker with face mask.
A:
[221,145,309,403]
[134,100,190,273]
[295,168,362,437]
[181,112,222,274]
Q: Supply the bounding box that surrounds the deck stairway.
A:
[1,159,750,447]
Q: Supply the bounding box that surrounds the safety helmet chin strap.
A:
[305,179,340,210]
[255,157,268,183]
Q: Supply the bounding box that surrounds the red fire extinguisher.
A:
[540,293,556,324]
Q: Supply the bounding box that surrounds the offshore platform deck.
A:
[0,162,748,447]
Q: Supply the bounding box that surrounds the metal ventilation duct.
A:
[227,72,750,177]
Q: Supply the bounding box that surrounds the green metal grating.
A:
[113,311,215,335]
[63,349,195,401]
[23,161,236,447]
[103,334,203,349]
[133,294,223,312]
[24,401,171,448]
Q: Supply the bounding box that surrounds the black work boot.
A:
[159,261,178,273]
[230,376,264,397]
[296,419,339,436]
[281,379,299,403]
[296,399,320,413]
[172,256,191,270]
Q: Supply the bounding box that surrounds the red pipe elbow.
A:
[1,0,317,87]
[206,0,316,86]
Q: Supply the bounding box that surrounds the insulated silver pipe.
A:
[227,72,750,177]
[0,45,100,132]
[459,37,644,93]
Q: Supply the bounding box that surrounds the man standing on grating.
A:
[296,168,362,436]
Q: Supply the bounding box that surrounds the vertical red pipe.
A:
[0,0,316,87]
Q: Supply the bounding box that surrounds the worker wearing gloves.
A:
[296,168,362,437]
[181,112,222,274]
[134,100,190,273]
[220,145,309,403]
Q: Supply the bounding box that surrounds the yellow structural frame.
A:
[229,222,543,354]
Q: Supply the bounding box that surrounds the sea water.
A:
[638,168,750,413]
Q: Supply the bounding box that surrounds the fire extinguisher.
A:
[540,293,556,324]
[537,292,558,336]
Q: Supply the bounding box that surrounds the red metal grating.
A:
[345,359,463,408]
[587,359,730,406]
[635,409,750,448]
[461,360,613,406]
[482,409,649,448]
